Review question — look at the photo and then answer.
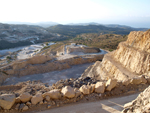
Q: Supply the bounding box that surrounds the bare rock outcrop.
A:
[122,85,150,113]
[82,30,150,82]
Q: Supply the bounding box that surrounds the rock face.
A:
[122,85,150,113]
[0,94,16,110]
[82,30,150,82]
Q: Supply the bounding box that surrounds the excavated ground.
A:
[0,78,149,113]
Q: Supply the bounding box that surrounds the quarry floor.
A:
[36,93,139,113]
[3,63,94,86]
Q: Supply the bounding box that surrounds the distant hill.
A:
[2,21,59,28]
[0,23,66,49]
[66,23,148,31]
[0,22,148,49]
[47,24,148,37]
[67,22,100,26]
[72,33,128,51]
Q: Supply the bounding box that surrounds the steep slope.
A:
[82,30,150,82]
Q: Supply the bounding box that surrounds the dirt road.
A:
[37,93,139,113]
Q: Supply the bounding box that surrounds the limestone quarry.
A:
[0,30,150,113]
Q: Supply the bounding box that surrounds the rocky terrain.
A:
[0,30,150,112]
[82,30,150,83]
[0,23,66,49]
[0,44,105,85]
[122,85,150,113]
[0,22,147,50]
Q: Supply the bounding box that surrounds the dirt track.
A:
[37,93,139,113]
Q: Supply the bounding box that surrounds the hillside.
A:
[72,33,128,51]
[0,30,150,113]
[0,23,66,49]
[82,29,150,82]
[47,24,147,37]
[0,22,148,49]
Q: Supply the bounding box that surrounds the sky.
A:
[0,0,150,28]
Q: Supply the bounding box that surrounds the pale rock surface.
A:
[45,95,50,101]
[122,79,131,86]
[0,94,16,110]
[89,84,95,93]
[81,30,150,82]
[67,46,100,54]
[26,102,31,106]
[19,92,32,103]
[79,85,90,95]
[42,89,61,99]
[106,79,117,91]
[15,97,21,103]
[122,85,150,113]
[31,93,43,105]
[74,88,82,98]
[61,86,75,98]
[22,105,29,111]
[95,82,105,93]
[131,75,147,85]
[27,55,52,65]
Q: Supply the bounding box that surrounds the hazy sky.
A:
[0,0,150,28]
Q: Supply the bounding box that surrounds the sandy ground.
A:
[3,63,94,86]
[37,93,139,113]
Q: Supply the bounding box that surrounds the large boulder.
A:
[89,84,95,93]
[106,79,117,91]
[42,89,61,99]
[79,85,90,95]
[131,75,147,85]
[0,94,16,110]
[61,86,75,98]
[122,79,131,86]
[74,88,82,98]
[95,82,105,93]
[19,92,32,103]
[31,93,43,105]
